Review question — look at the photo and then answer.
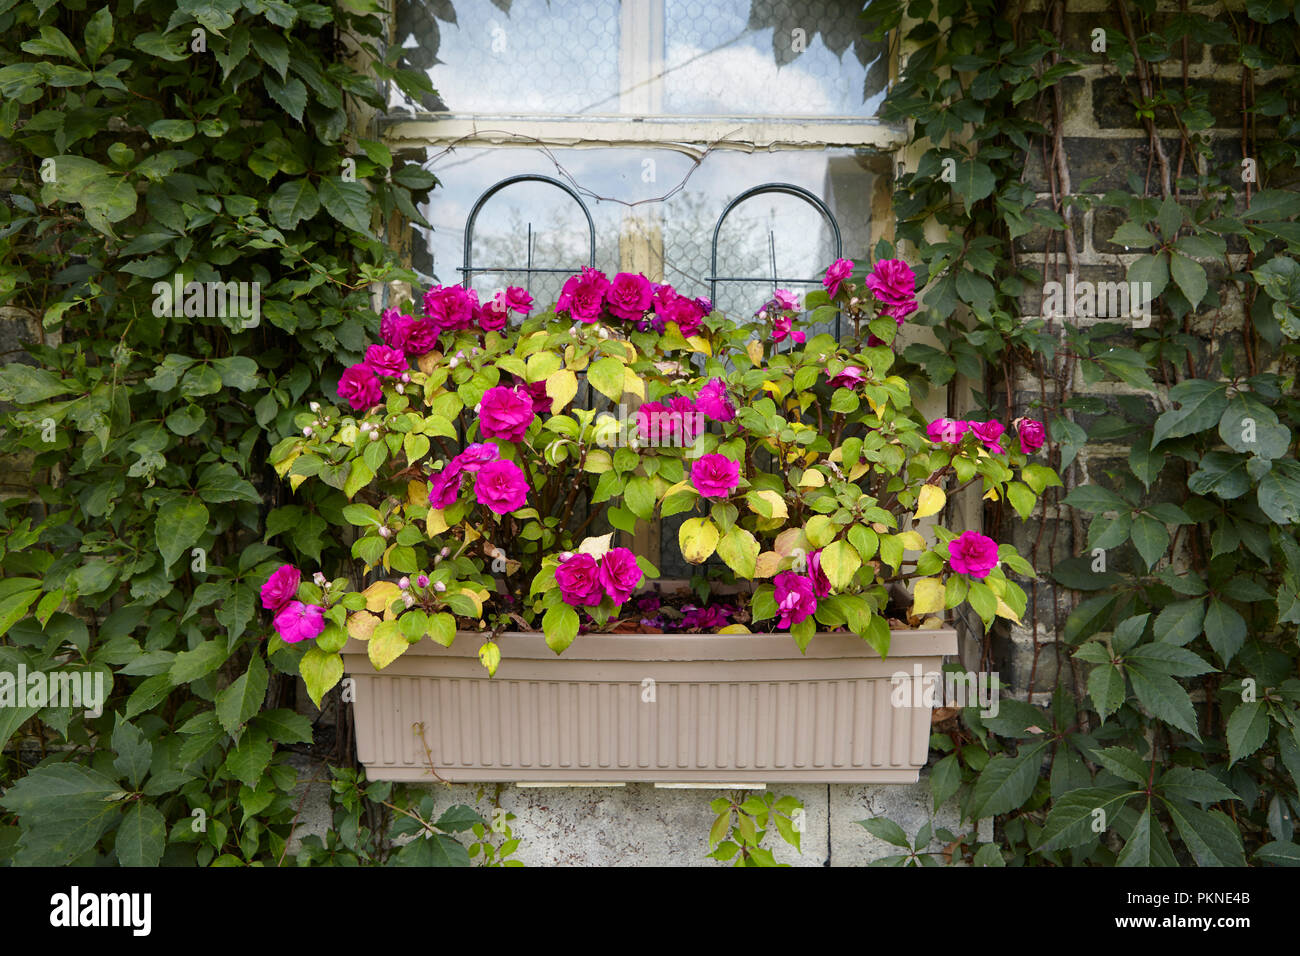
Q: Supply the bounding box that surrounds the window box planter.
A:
[342,627,957,784]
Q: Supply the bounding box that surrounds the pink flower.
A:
[772,315,805,344]
[948,531,999,579]
[504,287,533,315]
[477,294,511,332]
[478,385,535,442]
[823,258,854,297]
[558,268,609,323]
[774,288,800,311]
[555,552,605,607]
[605,272,654,321]
[865,259,917,318]
[654,287,705,336]
[427,461,464,510]
[260,564,300,610]
[511,377,552,416]
[454,442,500,473]
[380,309,415,351]
[806,549,832,598]
[827,366,864,390]
[365,344,408,378]
[774,572,817,629]
[695,378,736,423]
[416,574,429,587]
[969,420,1006,454]
[691,453,740,498]
[274,601,325,643]
[926,418,969,444]
[669,395,703,443]
[637,401,678,444]
[474,458,529,514]
[599,547,644,605]
[1017,418,1046,454]
[404,317,440,355]
[337,363,383,412]
[682,604,732,630]
[424,285,478,332]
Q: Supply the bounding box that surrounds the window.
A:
[381,0,906,575]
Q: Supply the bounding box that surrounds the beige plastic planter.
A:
[342,628,957,784]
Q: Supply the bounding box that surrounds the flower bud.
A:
[449,357,459,368]
[758,309,768,320]
[440,547,451,558]
[433,581,446,593]
[378,526,391,538]
[559,551,573,562]
[401,372,411,383]
[303,426,313,437]
[395,384,405,394]
[402,592,415,608]
[598,327,610,339]
[370,430,380,441]
[399,576,410,590]
[309,401,320,413]
[313,572,328,587]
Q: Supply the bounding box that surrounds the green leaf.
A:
[434,805,484,833]
[299,647,343,709]
[1130,513,1169,569]
[1127,252,1169,300]
[586,356,626,402]
[1158,767,1239,805]
[252,709,313,745]
[224,732,273,788]
[269,178,320,230]
[111,719,153,790]
[0,764,124,865]
[716,527,759,579]
[857,817,911,848]
[263,73,308,123]
[169,640,228,683]
[317,177,372,233]
[1153,598,1205,647]
[116,802,165,867]
[154,497,208,568]
[1036,787,1135,853]
[1152,380,1229,446]
[84,7,114,63]
[1203,598,1246,665]
[1115,807,1152,867]
[819,539,861,591]
[215,654,269,735]
[968,741,1048,818]
[1164,801,1246,867]
[1127,665,1201,739]
[1226,702,1269,766]
[1170,253,1207,306]
[542,605,579,654]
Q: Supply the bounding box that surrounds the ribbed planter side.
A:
[341,629,958,784]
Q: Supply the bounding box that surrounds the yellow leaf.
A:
[577,533,614,560]
[346,610,380,641]
[455,588,484,617]
[478,640,501,676]
[288,474,306,492]
[362,581,401,614]
[912,578,944,616]
[799,469,826,488]
[995,597,1022,623]
[679,517,720,563]
[717,624,752,634]
[368,620,408,670]
[762,380,783,399]
[563,345,590,371]
[747,489,789,520]
[622,367,645,400]
[418,351,442,375]
[406,480,426,506]
[583,449,613,473]
[547,368,578,413]
[273,447,301,478]
[425,507,449,536]
[848,461,869,481]
[896,530,926,551]
[746,340,764,367]
[686,335,712,356]
[983,486,1000,501]
[754,551,783,578]
[915,484,946,520]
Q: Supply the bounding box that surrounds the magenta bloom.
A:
[773,288,800,311]
[654,287,705,336]
[380,309,415,351]
[477,294,511,332]
[337,363,383,412]
[827,366,865,390]
[969,420,1006,454]
[682,604,732,630]
[455,442,500,473]
[637,401,683,445]
[772,315,805,344]
[691,453,740,498]
[557,267,609,323]
[774,572,817,629]
[823,258,854,297]
[669,395,703,443]
[404,317,440,355]
[695,378,735,423]
[806,549,832,598]
[273,601,325,644]
[509,377,551,416]
[427,461,464,510]
[474,458,529,514]
[260,564,300,611]
[599,547,644,606]
[555,552,605,607]
[948,531,999,579]
[605,272,654,321]
[926,418,969,444]
[424,285,478,332]
[478,385,535,442]
[1017,418,1046,454]
[865,259,917,317]
[504,287,533,315]
[365,344,408,378]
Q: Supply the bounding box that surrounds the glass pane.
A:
[390,0,886,118]
[663,0,887,116]
[391,0,622,114]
